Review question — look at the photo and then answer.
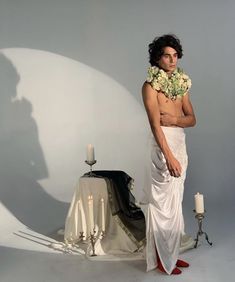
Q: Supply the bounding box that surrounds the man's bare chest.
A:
[157,92,183,116]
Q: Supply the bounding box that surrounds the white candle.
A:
[86,144,95,162]
[101,198,105,231]
[88,195,94,231]
[194,192,204,214]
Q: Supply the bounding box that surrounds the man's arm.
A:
[160,93,196,128]
[142,82,182,177]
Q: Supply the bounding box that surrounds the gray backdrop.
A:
[0,0,235,240]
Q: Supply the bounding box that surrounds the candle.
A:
[194,192,204,214]
[101,198,105,231]
[86,144,95,162]
[88,195,94,231]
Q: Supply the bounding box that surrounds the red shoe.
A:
[176,259,190,268]
[171,267,182,275]
[157,259,182,275]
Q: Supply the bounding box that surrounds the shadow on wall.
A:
[0,54,69,235]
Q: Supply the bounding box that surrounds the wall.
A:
[0,0,234,246]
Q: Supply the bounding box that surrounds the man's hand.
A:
[160,112,176,126]
[166,155,182,177]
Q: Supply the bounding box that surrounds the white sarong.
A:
[144,126,188,274]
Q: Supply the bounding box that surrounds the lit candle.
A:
[101,198,105,231]
[194,192,204,214]
[88,195,94,231]
[86,144,95,162]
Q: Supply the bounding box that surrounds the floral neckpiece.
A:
[146,66,192,100]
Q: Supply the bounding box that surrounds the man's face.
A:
[158,46,178,73]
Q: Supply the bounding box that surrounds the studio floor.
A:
[0,239,234,282]
[1,202,234,282]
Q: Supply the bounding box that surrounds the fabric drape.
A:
[144,127,188,274]
[84,170,146,248]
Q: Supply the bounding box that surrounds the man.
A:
[142,34,196,275]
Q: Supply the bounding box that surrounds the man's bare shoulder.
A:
[142,81,156,96]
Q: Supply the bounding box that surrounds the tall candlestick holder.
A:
[88,229,105,257]
[85,160,97,177]
[89,229,97,256]
[193,210,212,248]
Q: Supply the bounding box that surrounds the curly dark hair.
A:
[148,34,183,66]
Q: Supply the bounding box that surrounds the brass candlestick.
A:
[89,229,97,256]
[85,160,97,176]
[87,229,106,257]
[193,210,212,248]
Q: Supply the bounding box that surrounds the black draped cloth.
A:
[84,170,146,246]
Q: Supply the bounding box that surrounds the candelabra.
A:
[85,160,97,176]
[89,229,97,256]
[88,229,105,257]
[193,210,212,248]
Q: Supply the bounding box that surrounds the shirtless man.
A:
[142,34,196,275]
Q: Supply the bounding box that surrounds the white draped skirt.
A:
[144,127,188,274]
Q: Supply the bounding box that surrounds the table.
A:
[64,176,143,256]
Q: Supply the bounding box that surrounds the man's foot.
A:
[157,261,182,275]
[171,267,182,275]
[176,259,190,268]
